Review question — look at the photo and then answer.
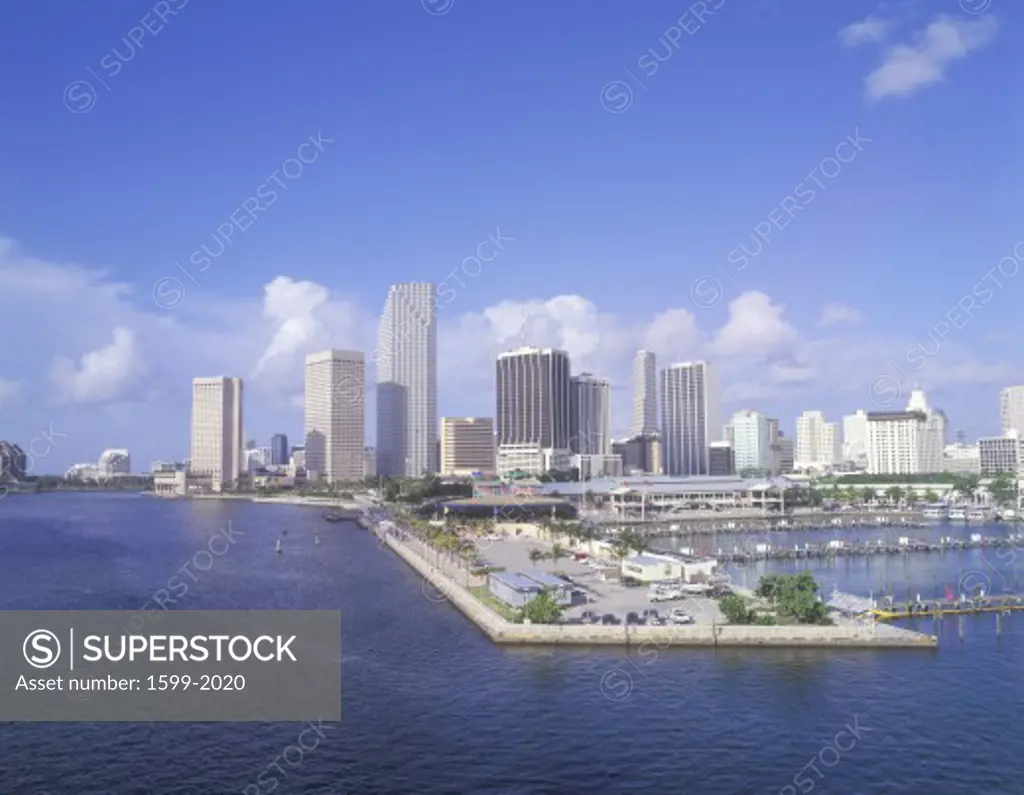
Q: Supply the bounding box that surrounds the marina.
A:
[872,593,1024,621]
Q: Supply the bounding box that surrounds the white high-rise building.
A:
[866,411,927,474]
[726,410,773,474]
[795,411,841,471]
[631,350,658,436]
[660,361,720,476]
[304,350,365,482]
[570,373,611,455]
[1001,386,1024,436]
[376,283,438,477]
[906,389,946,473]
[842,410,869,465]
[189,376,243,491]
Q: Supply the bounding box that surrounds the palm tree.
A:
[549,543,568,569]
[528,548,546,568]
[922,488,939,503]
[885,486,904,505]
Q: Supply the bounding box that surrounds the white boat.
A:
[967,509,988,522]
[923,507,948,520]
[948,508,968,521]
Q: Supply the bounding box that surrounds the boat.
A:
[275,538,283,554]
[922,506,948,521]
[948,508,968,521]
[322,511,349,523]
[967,509,988,522]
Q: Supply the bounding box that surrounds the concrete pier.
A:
[376,524,938,649]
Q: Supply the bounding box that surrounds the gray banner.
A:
[0,610,341,722]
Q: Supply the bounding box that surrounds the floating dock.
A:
[872,594,1024,621]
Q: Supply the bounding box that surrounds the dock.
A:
[872,594,1024,621]
[654,533,1024,564]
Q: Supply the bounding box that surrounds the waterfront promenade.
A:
[371,519,938,649]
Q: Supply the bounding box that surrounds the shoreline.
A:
[373,522,939,649]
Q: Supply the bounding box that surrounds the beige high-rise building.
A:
[189,376,243,491]
[795,410,841,471]
[304,350,365,483]
[1001,386,1024,436]
[440,417,495,476]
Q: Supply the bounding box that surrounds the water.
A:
[2,494,1023,793]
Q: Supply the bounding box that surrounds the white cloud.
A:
[0,378,21,407]
[864,14,997,101]
[711,291,799,359]
[838,15,892,47]
[819,303,863,327]
[0,234,1016,465]
[50,326,145,405]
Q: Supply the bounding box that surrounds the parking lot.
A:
[478,534,725,625]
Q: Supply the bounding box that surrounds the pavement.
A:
[478,534,724,625]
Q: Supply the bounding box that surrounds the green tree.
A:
[528,549,546,567]
[756,572,831,624]
[719,594,754,624]
[861,487,876,504]
[922,489,939,503]
[549,543,568,568]
[885,486,904,505]
[905,488,918,504]
[518,591,564,624]
[988,473,1018,508]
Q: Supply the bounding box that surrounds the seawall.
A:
[377,527,938,649]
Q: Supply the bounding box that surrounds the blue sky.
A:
[0,0,1019,472]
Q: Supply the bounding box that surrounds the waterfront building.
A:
[496,444,571,477]
[189,376,244,492]
[569,373,611,455]
[842,410,869,466]
[0,442,26,482]
[795,411,841,471]
[304,350,365,483]
[660,361,720,477]
[496,347,572,473]
[630,349,659,436]
[440,417,495,476]
[270,434,289,466]
[978,433,1024,476]
[487,572,543,609]
[941,442,981,475]
[708,440,735,476]
[866,411,927,474]
[97,449,131,478]
[376,283,438,477]
[727,410,773,474]
[906,389,947,473]
[1000,385,1024,436]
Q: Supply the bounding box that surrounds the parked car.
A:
[643,609,660,620]
[601,614,620,625]
[649,588,683,602]
[668,608,694,625]
[581,610,599,624]
[625,612,645,625]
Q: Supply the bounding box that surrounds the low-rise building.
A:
[978,434,1024,475]
[573,454,623,480]
[622,554,683,583]
[518,571,574,605]
[98,448,131,478]
[942,442,981,475]
[487,571,543,608]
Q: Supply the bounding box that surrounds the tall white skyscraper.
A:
[867,411,927,474]
[1001,386,1024,436]
[906,389,946,473]
[189,376,243,492]
[842,410,869,465]
[570,373,611,455]
[795,411,841,470]
[305,350,365,482]
[376,283,438,477]
[660,361,720,476]
[631,350,658,436]
[727,409,773,473]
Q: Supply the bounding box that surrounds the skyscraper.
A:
[660,361,720,476]
[795,411,841,471]
[1001,386,1024,436]
[906,389,946,473]
[495,347,571,473]
[726,409,773,473]
[304,350,365,482]
[569,373,611,455]
[842,410,869,465]
[270,433,289,466]
[189,376,243,492]
[440,417,495,475]
[376,283,438,477]
[631,350,658,436]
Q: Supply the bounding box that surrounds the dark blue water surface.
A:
[2,494,1023,794]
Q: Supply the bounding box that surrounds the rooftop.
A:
[519,571,572,589]
[489,571,543,592]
